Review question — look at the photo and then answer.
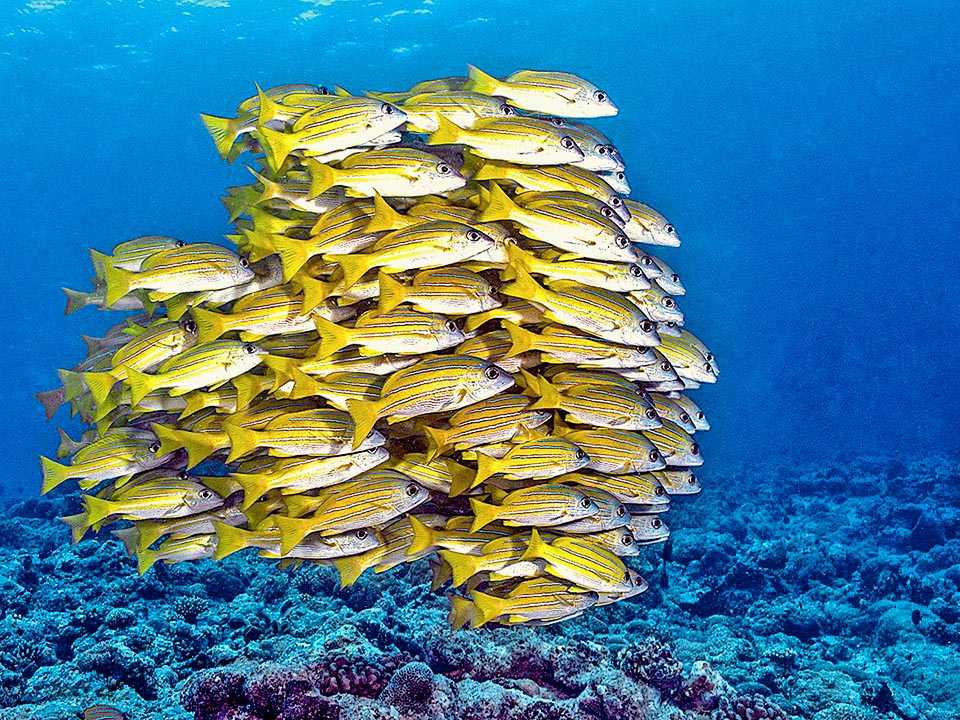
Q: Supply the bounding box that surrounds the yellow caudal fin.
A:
[322,253,370,292]
[472,453,502,489]
[101,260,135,309]
[313,315,353,359]
[426,113,465,146]
[463,64,502,95]
[288,367,320,400]
[500,265,544,305]
[448,594,476,631]
[406,515,438,556]
[199,113,239,160]
[471,589,508,628]
[112,525,142,556]
[164,292,197,322]
[257,124,298,174]
[552,412,572,436]
[233,372,269,410]
[179,391,210,420]
[137,547,159,575]
[125,367,160,408]
[437,549,481,588]
[331,553,371,588]
[516,368,542,396]
[422,426,449,463]
[62,287,90,315]
[40,455,72,495]
[223,423,258,463]
[254,82,282,126]
[530,376,563,410]
[81,494,116,527]
[274,515,311,556]
[501,321,534,357]
[471,159,511,182]
[212,521,251,561]
[191,307,229,345]
[59,369,87,402]
[234,227,278,263]
[56,428,80,460]
[468,496,501,532]
[519,526,548,563]
[430,557,453,591]
[247,164,282,203]
[59,512,90,545]
[345,398,380,451]
[82,370,119,407]
[505,242,536,275]
[364,192,407,233]
[299,276,333,314]
[221,193,251,224]
[447,459,475,498]
[376,272,407,314]
[269,235,311,282]
[477,181,519,224]
[150,422,187,458]
[89,249,112,283]
[281,494,319,519]
[260,355,299,387]
[230,472,273,511]
[306,159,340,199]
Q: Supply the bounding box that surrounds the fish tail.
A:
[426,114,464,146]
[221,193,251,224]
[223,423,258,463]
[306,159,340,199]
[230,472,272,511]
[270,235,310,282]
[112,525,142,556]
[137,546,159,575]
[163,292,194,321]
[298,276,332,314]
[430,556,453,591]
[199,113,240,160]
[179,391,209,420]
[254,82,282,127]
[520,526,547,562]
[463,64,501,95]
[471,159,508,182]
[477,181,519,224]
[376,272,406,314]
[500,265,543,305]
[406,515,437,556]
[152,423,215,469]
[288,367,320,400]
[233,372,268,410]
[257,124,297,174]
[530,376,563,410]
[437,549,480,588]
[82,370,119,407]
[191,307,229,345]
[125,366,159,408]
[468,496,500,532]
[448,594,476,631]
[89,248,112,283]
[261,355,298,387]
[502,320,535,358]
[101,262,134,309]
[212,521,250,561]
[505,243,535,278]
[462,310,492,333]
[40,455,71,495]
[247,164,281,204]
[274,515,309,557]
[81,494,116,527]
[59,511,90,545]
[322,253,369,293]
[35,387,66,421]
[331,554,370,588]
[59,369,87,402]
[364,192,406,233]
[81,334,105,356]
[283,494,320,519]
[446,459,475,498]
[238,228,279,263]
[422,426,448,463]
[471,589,508,628]
[314,315,352,359]
[56,428,80,460]
[345,398,380,451]
[61,287,90,315]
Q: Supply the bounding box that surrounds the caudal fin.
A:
[321,254,370,293]
[426,114,465,147]
[437,549,480,588]
[223,423,259,463]
[477,182,519,223]
[81,494,117,527]
[101,261,135,309]
[462,65,502,95]
[448,594,476,631]
[199,113,240,160]
[468,496,501,532]
[313,315,353,359]
[40,455,72,495]
[256,124,299,174]
[192,307,229,345]
[376,272,407,314]
[82,370,119,407]
[471,589,508,628]
[212,521,251,561]
[406,515,437,556]
[306,159,340,199]
[62,287,91,315]
[345,398,380,451]
[363,192,407,233]
[422,426,449,463]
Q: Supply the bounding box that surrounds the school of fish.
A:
[38,66,716,629]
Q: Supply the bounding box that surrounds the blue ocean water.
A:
[3,2,960,719]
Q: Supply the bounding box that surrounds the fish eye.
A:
[597,145,608,155]
[405,483,420,497]
[594,90,607,103]
[629,265,643,277]
[705,362,713,373]
[466,229,482,241]
[549,118,565,127]
[654,485,665,496]
[616,505,626,517]
[640,320,654,333]
[621,534,634,545]
[616,172,625,181]
[560,136,576,149]
[679,412,690,423]
[238,256,250,268]
[609,196,622,207]
[181,320,198,334]
[615,235,629,248]
[381,103,395,114]
[437,163,451,175]
[575,449,586,460]
[319,86,331,95]
[355,529,368,539]
[671,274,680,283]
[445,320,459,333]
[652,517,663,529]
[499,104,513,115]
[484,366,501,379]
[645,408,658,420]
[641,255,653,266]
[175,240,185,248]
[600,207,614,219]
[199,489,213,500]
[178,471,189,481]
[243,344,257,354]
[691,443,700,455]
[696,411,705,420]
[149,442,161,453]
[579,496,591,508]
[659,361,670,371]
[664,224,675,234]
[663,298,676,308]
[648,449,660,462]
[688,473,698,484]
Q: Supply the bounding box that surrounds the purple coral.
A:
[617,637,684,693]
[305,652,413,698]
[711,694,789,720]
[378,661,436,713]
